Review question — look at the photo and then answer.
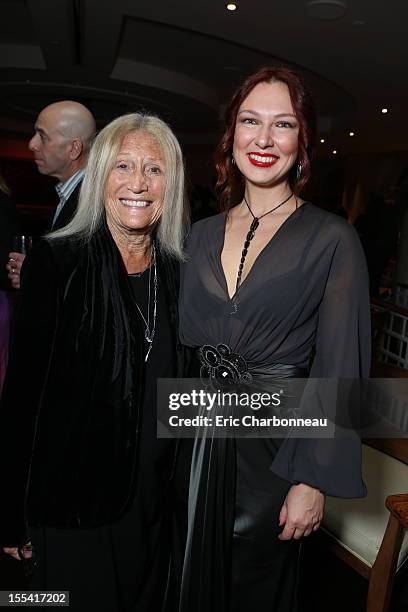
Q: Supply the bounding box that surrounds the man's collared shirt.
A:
[52,168,85,227]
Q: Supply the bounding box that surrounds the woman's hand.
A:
[7,252,25,289]
[278,483,325,540]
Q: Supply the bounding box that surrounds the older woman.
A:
[179,67,370,611]
[0,113,189,611]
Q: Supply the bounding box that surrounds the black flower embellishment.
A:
[199,343,252,387]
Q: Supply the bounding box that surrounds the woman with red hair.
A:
[179,66,370,611]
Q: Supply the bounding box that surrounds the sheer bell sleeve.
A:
[271,222,371,497]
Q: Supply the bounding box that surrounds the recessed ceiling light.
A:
[226,2,238,10]
[320,138,325,143]
[306,0,347,20]
[349,131,355,137]
[332,149,337,154]
[381,108,388,114]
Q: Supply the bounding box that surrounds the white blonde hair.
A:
[48,113,189,260]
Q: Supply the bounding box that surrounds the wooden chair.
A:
[320,440,408,612]
[319,361,408,612]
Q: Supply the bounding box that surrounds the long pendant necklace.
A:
[230,191,293,315]
[132,242,157,361]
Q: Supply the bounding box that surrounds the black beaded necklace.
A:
[230,191,293,314]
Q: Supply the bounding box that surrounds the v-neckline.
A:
[219,202,307,301]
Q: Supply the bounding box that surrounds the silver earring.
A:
[296,161,302,180]
[231,155,235,165]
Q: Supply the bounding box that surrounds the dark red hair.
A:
[215,65,317,211]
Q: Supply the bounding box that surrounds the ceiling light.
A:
[381,108,388,114]
[332,149,337,155]
[226,2,238,10]
[320,138,325,143]
[306,0,347,20]
[349,131,355,137]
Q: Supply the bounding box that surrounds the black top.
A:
[179,202,371,496]
[180,202,370,376]
[129,267,175,495]
[129,266,174,381]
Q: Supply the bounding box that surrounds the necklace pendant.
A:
[144,328,153,343]
[250,218,259,232]
[145,344,153,362]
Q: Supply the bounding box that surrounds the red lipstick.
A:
[247,152,278,168]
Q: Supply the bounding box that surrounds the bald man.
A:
[7,101,96,288]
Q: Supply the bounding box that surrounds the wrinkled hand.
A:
[278,483,325,540]
[7,252,25,289]
[3,543,32,561]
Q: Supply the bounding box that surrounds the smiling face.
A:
[232,80,299,189]
[105,130,166,236]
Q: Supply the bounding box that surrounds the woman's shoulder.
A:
[188,213,224,241]
[192,212,224,230]
[26,235,86,275]
[303,202,358,243]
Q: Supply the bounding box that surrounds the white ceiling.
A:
[0,0,407,155]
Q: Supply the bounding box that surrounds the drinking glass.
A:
[11,235,33,255]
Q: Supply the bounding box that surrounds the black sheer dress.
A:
[30,267,175,612]
[178,203,371,612]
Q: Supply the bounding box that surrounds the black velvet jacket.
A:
[0,224,187,547]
